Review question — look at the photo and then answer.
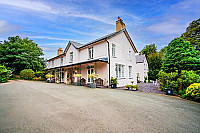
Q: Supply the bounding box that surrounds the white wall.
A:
[79,41,108,62]
[135,57,149,82]
[108,32,137,87]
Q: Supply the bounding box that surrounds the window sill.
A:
[69,62,73,63]
[87,58,94,60]
[117,78,126,80]
[112,56,117,58]
[129,78,133,79]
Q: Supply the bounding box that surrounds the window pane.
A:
[129,66,132,77]
[116,65,118,78]
[112,44,115,57]
[122,65,124,77]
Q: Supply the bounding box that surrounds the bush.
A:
[20,69,35,80]
[0,65,11,83]
[158,70,200,92]
[35,71,43,78]
[185,83,200,102]
[33,77,42,81]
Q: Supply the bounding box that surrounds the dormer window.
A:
[70,52,73,62]
[89,47,93,59]
[112,44,116,57]
[61,57,63,65]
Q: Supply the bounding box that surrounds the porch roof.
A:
[45,57,108,70]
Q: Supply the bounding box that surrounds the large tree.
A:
[140,44,157,57]
[0,36,46,74]
[140,44,162,80]
[162,38,200,91]
[148,53,163,80]
[181,18,200,49]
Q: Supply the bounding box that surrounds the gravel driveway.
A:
[0,80,200,133]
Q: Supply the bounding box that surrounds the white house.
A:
[135,55,149,82]
[46,17,138,87]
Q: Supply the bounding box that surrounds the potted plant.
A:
[56,74,60,84]
[137,76,140,83]
[66,78,70,84]
[125,85,138,91]
[104,78,108,88]
[111,77,117,88]
[45,74,54,83]
[144,76,147,83]
[88,73,100,88]
[74,74,82,86]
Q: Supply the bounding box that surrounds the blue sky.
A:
[0,0,199,59]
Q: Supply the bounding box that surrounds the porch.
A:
[46,58,109,88]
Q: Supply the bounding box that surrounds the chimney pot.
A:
[57,48,63,55]
[116,16,126,32]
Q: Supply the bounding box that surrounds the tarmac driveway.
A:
[0,80,200,133]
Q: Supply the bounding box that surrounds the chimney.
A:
[57,47,63,55]
[116,16,126,32]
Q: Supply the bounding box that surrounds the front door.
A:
[87,68,94,83]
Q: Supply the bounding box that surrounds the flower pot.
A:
[111,84,117,88]
[75,82,81,86]
[89,83,96,88]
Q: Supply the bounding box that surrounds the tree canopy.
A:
[148,52,163,80]
[0,36,46,74]
[162,38,200,73]
[181,18,200,49]
[140,44,157,57]
[140,44,162,80]
[162,38,200,91]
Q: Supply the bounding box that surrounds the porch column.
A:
[80,64,81,85]
[54,69,56,82]
[60,68,62,83]
[95,62,97,74]
[71,67,73,85]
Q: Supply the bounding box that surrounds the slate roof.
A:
[47,28,138,61]
[46,57,108,70]
[136,55,145,63]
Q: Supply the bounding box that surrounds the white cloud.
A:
[147,21,188,35]
[28,35,81,42]
[0,0,58,14]
[0,0,114,25]
[0,20,20,35]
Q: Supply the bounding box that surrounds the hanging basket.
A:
[86,66,90,69]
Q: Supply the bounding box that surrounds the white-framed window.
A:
[129,66,132,78]
[70,52,73,62]
[89,47,93,59]
[115,64,125,78]
[52,60,54,67]
[129,51,131,60]
[112,44,116,57]
[61,57,63,65]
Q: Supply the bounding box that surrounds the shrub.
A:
[35,71,43,78]
[158,70,200,92]
[185,83,200,102]
[20,69,35,80]
[0,65,11,83]
[33,77,42,81]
